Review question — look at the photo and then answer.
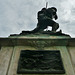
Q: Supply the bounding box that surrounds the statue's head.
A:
[47,7,57,13]
[41,8,46,11]
[51,7,57,12]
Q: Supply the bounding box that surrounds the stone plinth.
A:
[0,33,75,75]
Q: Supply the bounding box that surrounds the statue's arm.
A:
[52,10,58,20]
[37,11,41,19]
[54,14,58,20]
[37,12,39,19]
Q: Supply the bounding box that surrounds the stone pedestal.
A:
[0,34,75,75]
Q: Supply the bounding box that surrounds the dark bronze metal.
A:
[17,50,65,74]
[32,7,59,33]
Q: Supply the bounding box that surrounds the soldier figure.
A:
[32,7,59,33]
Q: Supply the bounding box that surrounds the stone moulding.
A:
[0,38,75,46]
[26,39,67,49]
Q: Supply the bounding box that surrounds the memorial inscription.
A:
[17,50,65,74]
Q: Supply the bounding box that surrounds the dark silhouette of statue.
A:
[10,6,70,36]
[32,7,59,33]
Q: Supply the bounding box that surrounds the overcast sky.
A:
[0,0,75,37]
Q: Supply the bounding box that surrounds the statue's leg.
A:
[44,19,59,32]
[32,24,40,32]
[52,23,59,32]
[32,23,44,33]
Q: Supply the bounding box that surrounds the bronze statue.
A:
[10,4,70,36]
[10,6,70,36]
[32,7,59,33]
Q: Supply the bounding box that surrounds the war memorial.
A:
[0,6,75,75]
